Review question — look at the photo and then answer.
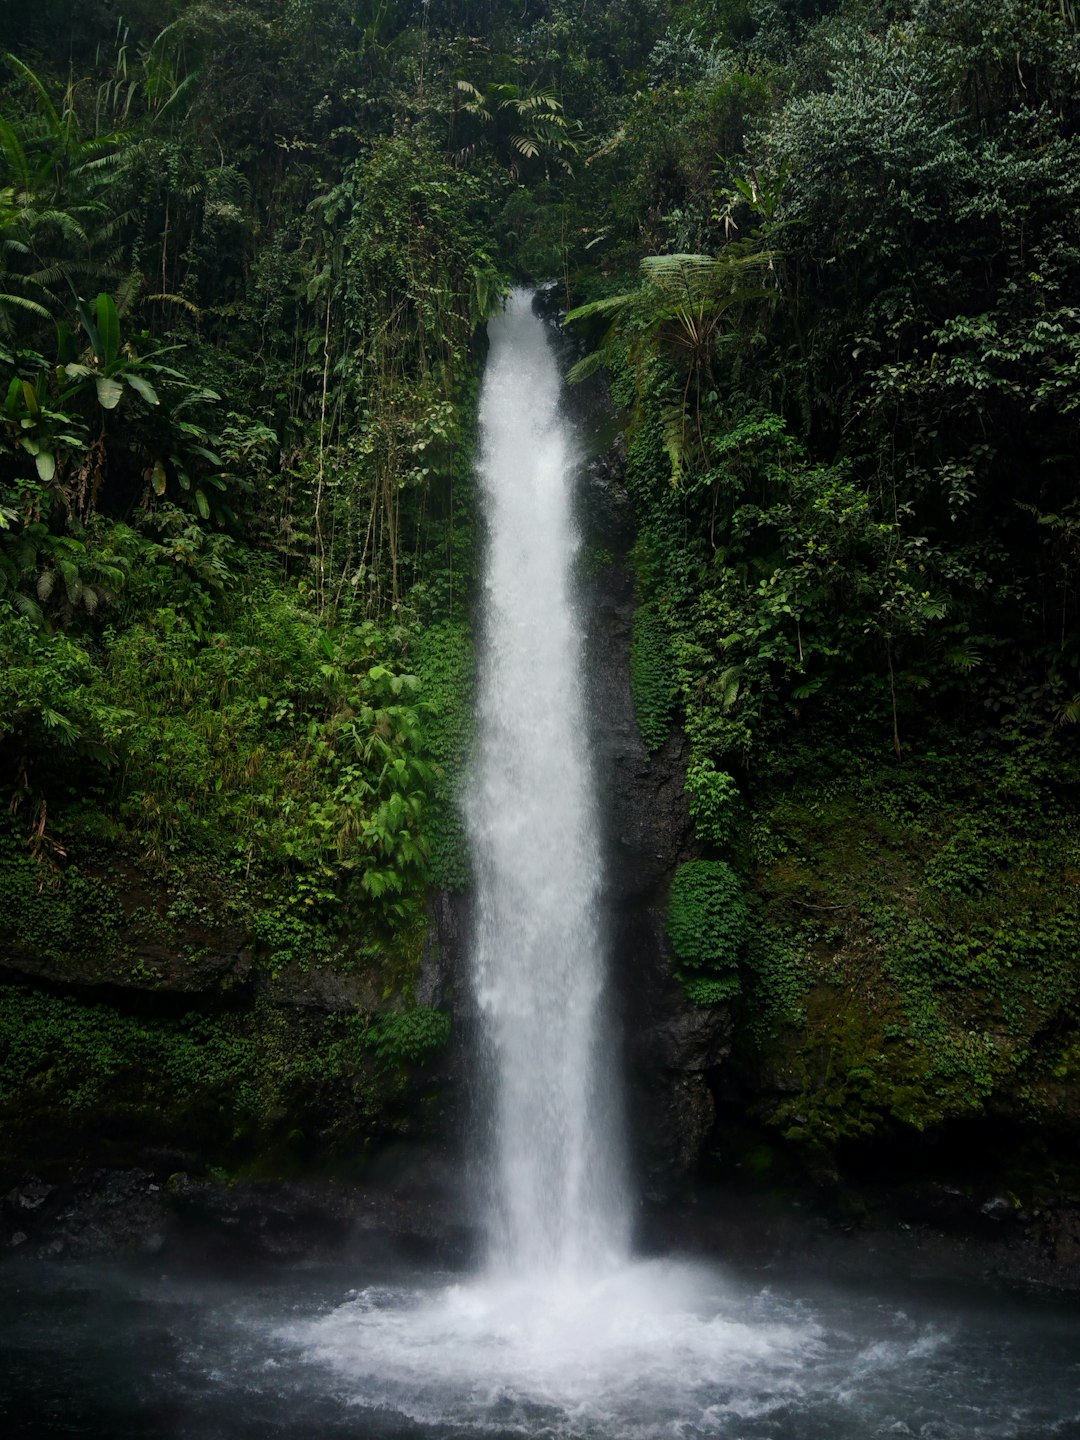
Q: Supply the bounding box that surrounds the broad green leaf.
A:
[95,375,123,409]
[34,450,55,482]
[194,487,210,519]
[75,297,102,358]
[125,373,159,405]
[96,292,121,367]
[186,444,222,464]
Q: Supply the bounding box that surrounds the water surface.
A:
[2,1253,1078,1439]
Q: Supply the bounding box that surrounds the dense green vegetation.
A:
[0,1,523,1174]
[0,986,450,1174]
[561,0,1080,1181]
[2,0,1079,1192]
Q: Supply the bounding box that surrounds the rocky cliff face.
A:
[578,429,731,1199]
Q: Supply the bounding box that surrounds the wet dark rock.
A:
[0,1156,477,1269]
[890,1183,974,1229]
[641,1179,1080,1294]
[419,890,467,1012]
[258,963,384,1011]
[1,859,253,997]
[578,428,731,1195]
[980,1194,1016,1220]
[651,1006,731,1074]
[2,1155,1079,1294]
[6,1178,54,1213]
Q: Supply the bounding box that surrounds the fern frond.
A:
[145,291,201,314]
[0,292,50,317]
[565,291,635,324]
[9,590,44,626]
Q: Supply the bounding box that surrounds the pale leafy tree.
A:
[567,246,774,479]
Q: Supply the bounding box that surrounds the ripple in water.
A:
[3,1254,1079,1438]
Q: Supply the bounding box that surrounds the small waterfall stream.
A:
[467,288,627,1278]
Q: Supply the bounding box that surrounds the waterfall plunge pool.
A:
[2,1249,1079,1439]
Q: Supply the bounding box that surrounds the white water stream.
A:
[466,287,627,1278]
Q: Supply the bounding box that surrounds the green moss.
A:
[250,907,334,976]
[630,601,676,751]
[414,619,474,891]
[667,859,752,1002]
[578,543,615,579]
[0,986,452,1176]
[733,735,1080,1164]
[0,819,127,975]
[364,1007,452,1069]
[757,987,987,1156]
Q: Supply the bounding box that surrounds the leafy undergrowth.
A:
[0,988,450,1180]
[0,529,469,1176]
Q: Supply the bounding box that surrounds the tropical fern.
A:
[567,246,774,481]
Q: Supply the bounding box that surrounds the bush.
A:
[686,758,740,847]
[666,859,752,1001]
[630,601,676,750]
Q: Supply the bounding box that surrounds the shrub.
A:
[630,601,676,750]
[666,859,751,1001]
[685,758,740,847]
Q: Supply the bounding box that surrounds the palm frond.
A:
[9,590,45,627]
[0,291,50,317]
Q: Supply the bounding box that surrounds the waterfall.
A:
[277,292,956,1440]
[466,288,628,1277]
[266,290,993,1440]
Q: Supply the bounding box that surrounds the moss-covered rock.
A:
[722,733,1080,1187]
[0,983,452,1182]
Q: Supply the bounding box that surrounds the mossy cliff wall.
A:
[591,422,1080,1220]
[0,828,451,1181]
[0,589,471,1186]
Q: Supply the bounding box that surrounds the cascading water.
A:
[467,287,627,1278]
[269,293,1043,1437]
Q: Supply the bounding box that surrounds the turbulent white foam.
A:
[281,1259,830,1436]
[466,289,627,1277]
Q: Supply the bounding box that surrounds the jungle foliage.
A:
[0,1,598,1170]
[4,0,1080,1182]
[0,3,540,954]
[557,0,1080,1171]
